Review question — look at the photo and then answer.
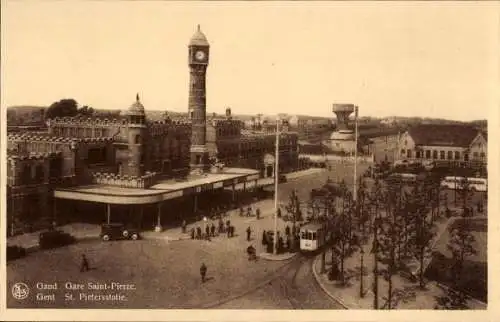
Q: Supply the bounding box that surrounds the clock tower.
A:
[188,25,210,173]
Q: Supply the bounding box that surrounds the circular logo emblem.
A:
[12,282,29,300]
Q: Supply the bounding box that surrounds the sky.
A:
[1,1,498,121]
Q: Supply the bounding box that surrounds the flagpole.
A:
[274,116,280,255]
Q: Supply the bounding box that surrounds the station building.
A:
[396,124,487,169]
[6,26,299,235]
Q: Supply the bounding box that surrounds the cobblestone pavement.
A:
[216,255,345,309]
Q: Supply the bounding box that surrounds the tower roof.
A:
[127,93,145,115]
[189,25,209,47]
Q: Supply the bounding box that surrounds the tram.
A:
[299,222,331,252]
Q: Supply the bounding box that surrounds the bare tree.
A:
[447,219,477,286]
[368,178,385,309]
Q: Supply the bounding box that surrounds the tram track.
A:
[205,253,345,309]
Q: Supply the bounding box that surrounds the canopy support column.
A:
[106,203,111,224]
[155,202,162,232]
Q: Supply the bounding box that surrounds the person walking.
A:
[80,254,90,272]
[256,208,261,220]
[205,224,210,239]
[246,226,252,242]
[196,226,202,240]
[247,206,252,217]
[200,263,207,283]
[181,220,187,234]
[210,223,216,237]
[190,227,195,240]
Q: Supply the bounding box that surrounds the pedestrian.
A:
[277,207,282,218]
[246,207,252,217]
[227,225,231,238]
[256,208,261,220]
[226,219,231,229]
[205,225,210,238]
[210,223,216,237]
[182,220,187,234]
[190,227,195,240]
[230,226,235,238]
[200,263,207,283]
[246,226,252,241]
[239,207,244,217]
[80,254,90,272]
[278,236,284,254]
[218,220,224,234]
[285,225,290,236]
[196,226,202,240]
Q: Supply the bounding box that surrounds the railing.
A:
[92,172,158,189]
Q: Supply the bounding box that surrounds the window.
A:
[401,149,406,156]
[440,151,445,160]
[134,135,141,144]
[447,151,453,160]
[454,151,460,160]
[480,152,485,159]
[407,149,412,158]
[425,150,431,159]
[473,152,479,159]
[433,150,438,159]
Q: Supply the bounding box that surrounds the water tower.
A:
[328,104,357,154]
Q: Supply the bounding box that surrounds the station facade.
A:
[6,26,299,235]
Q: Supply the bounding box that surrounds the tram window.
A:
[312,232,317,240]
[301,232,306,239]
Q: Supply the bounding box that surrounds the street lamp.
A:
[360,246,365,298]
[273,116,280,255]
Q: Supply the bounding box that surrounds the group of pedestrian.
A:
[262,224,299,254]
[239,206,261,220]
[190,218,236,240]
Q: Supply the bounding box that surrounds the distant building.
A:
[397,124,487,167]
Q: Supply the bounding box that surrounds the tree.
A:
[45,99,79,119]
[407,182,435,289]
[45,99,95,120]
[78,105,95,116]
[285,189,302,223]
[458,177,474,217]
[331,182,356,285]
[447,219,477,286]
[434,286,469,310]
[378,176,406,309]
[368,178,385,309]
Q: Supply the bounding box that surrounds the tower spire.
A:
[197,24,201,31]
[136,93,140,102]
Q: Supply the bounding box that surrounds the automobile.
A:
[100,223,140,241]
[39,230,76,249]
[7,245,27,261]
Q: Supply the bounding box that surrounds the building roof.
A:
[189,25,209,46]
[408,124,480,147]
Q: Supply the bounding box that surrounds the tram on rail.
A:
[299,221,332,252]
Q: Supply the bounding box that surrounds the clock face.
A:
[195,50,206,61]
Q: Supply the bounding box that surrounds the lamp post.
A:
[273,116,280,255]
[360,246,365,298]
